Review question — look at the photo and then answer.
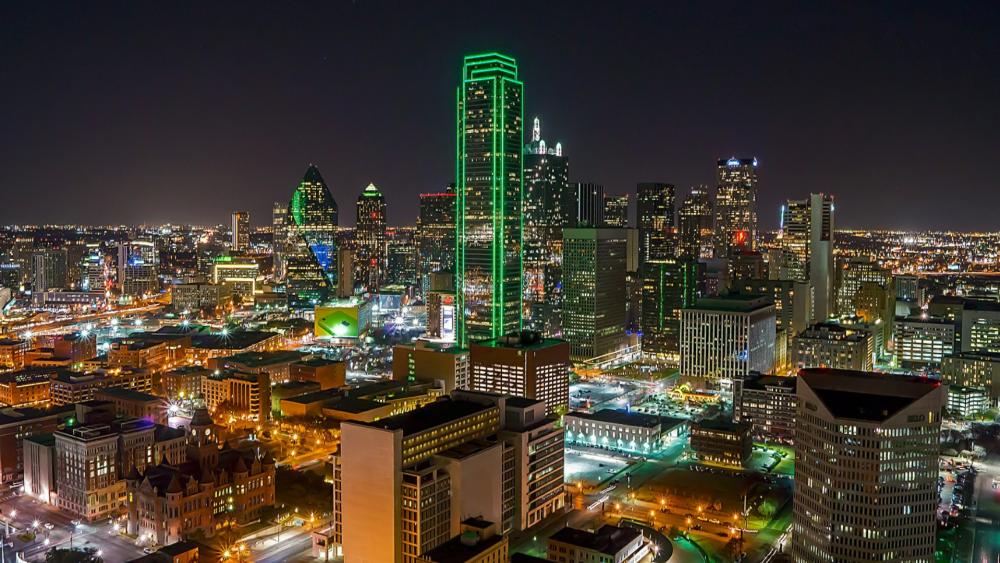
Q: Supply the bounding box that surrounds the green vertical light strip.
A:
[492,75,501,340]
[456,83,465,346]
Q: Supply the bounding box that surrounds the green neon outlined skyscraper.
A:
[456,52,524,346]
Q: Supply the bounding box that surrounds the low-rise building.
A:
[947,385,989,419]
[201,370,270,422]
[547,525,647,563]
[159,366,207,400]
[415,519,508,563]
[53,333,98,363]
[23,433,56,504]
[95,388,168,424]
[393,340,470,392]
[270,381,321,416]
[0,406,74,495]
[690,419,752,468]
[209,350,310,383]
[894,315,956,369]
[290,358,346,390]
[941,351,1000,403]
[733,372,797,444]
[563,409,687,455]
[171,282,232,313]
[0,368,53,407]
[50,368,152,405]
[792,323,873,371]
[0,338,30,370]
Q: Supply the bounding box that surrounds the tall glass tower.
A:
[285,164,339,309]
[355,183,387,293]
[456,52,523,346]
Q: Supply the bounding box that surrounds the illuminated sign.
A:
[315,301,372,339]
[441,304,455,342]
[732,229,750,248]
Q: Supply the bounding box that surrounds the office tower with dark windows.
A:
[117,241,158,297]
[602,194,628,228]
[523,118,569,336]
[356,183,387,292]
[570,182,605,228]
[284,165,339,309]
[835,257,894,346]
[793,369,943,563]
[231,211,250,252]
[677,185,713,259]
[636,182,676,269]
[456,53,523,346]
[641,257,698,361]
[562,228,627,363]
[780,193,834,320]
[31,249,68,291]
[386,227,418,287]
[417,186,457,285]
[713,157,758,258]
[792,322,874,371]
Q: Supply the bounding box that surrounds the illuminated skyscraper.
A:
[636,182,676,268]
[456,53,523,346]
[271,201,288,280]
[641,256,698,360]
[677,186,713,259]
[32,249,68,292]
[780,193,835,320]
[355,183,387,292]
[713,158,759,258]
[385,227,418,287]
[231,211,250,251]
[284,165,339,309]
[417,185,457,285]
[523,118,569,335]
[116,241,158,297]
[562,228,627,363]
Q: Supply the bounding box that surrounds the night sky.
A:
[2,1,998,230]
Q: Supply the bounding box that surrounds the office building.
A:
[690,419,752,468]
[677,185,713,259]
[126,407,276,545]
[941,351,1000,402]
[212,255,260,304]
[562,228,627,363]
[160,366,208,400]
[713,157,758,257]
[117,240,158,297]
[231,211,250,251]
[547,525,647,563]
[780,193,835,320]
[50,369,153,405]
[387,227,419,287]
[523,118,570,335]
[733,372,796,444]
[392,341,470,392]
[570,182,605,228]
[564,409,686,455]
[0,406,74,495]
[895,274,924,307]
[356,183,387,292]
[32,249,68,291]
[792,323,874,371]
[680,294,776,385]
[284,165,339,309]
[0,369,53,407]
[272,200,289,279]
[961,299,1000,353]
[470,332,569,414]
[456,53,523,346]
[0,338,29,370]
[947,385,988,419]
[290,358,347,390]
[602,194,628,228]
[171,282,231,314]
[894,315,956,369]
[738,278,811,354]
[793,368,943,562]
[640,256,698,361]
[636,182,676,268]
[201,370,270,422]
[79,247,108,292]
[417,186,457,283]
[835,257,892,317]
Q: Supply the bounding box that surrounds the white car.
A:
[43,523,54,530]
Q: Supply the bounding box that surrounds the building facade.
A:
[562,228,627,363]
[680,295,776,385]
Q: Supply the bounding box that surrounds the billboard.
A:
[315,301,371,338]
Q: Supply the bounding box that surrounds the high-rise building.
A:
[80,246,107,292]
[356,183,387,292]
[417,186,457,284]
[960,299,1000,353]
[117,241,158,297]
[570,182,605,228]
[792,322,874,371]
[677,185,713,259]
[737,278,812,354]
[602,194,629,228]
[713,157,758,258]
[271,201,288,279]
[523,118,569,336]
[386,227,418,287]
[640,256,698,361]
[780,194,835,320]
[562,228,627,363]
[456,53,523,346]
[212,255,260,305]
[835,257,894,346]
[469,332,569,415]
[284,165,339,309]
[32,249,68,291]
[733,372,796,444]
[231,211,250,251]
[793,369,943,562]
[680,294,776,385]
[636,182,676,268]
[894,315,956,369]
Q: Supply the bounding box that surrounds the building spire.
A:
[532,117,540,142]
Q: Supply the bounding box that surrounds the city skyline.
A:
[3,2,999,230]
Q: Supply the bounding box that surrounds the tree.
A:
[276,466,332,517]
[45,548,104,563]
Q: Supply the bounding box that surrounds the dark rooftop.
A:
[505,396,543,409]
[473,330,566,350]
[95,387,162,403]
[693,418,750,433]
[687,293,774,313]
[219,350,308,368]
[360,398,494,436]
[324,397,385,414]
[799,368,942,422]
[566,408,664,429]
[293,357,342,367]
[25,433,55,447]
[417,528,505,563]
[189,331,278,350]
[549,525,641,555]
[741,373,797,391]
